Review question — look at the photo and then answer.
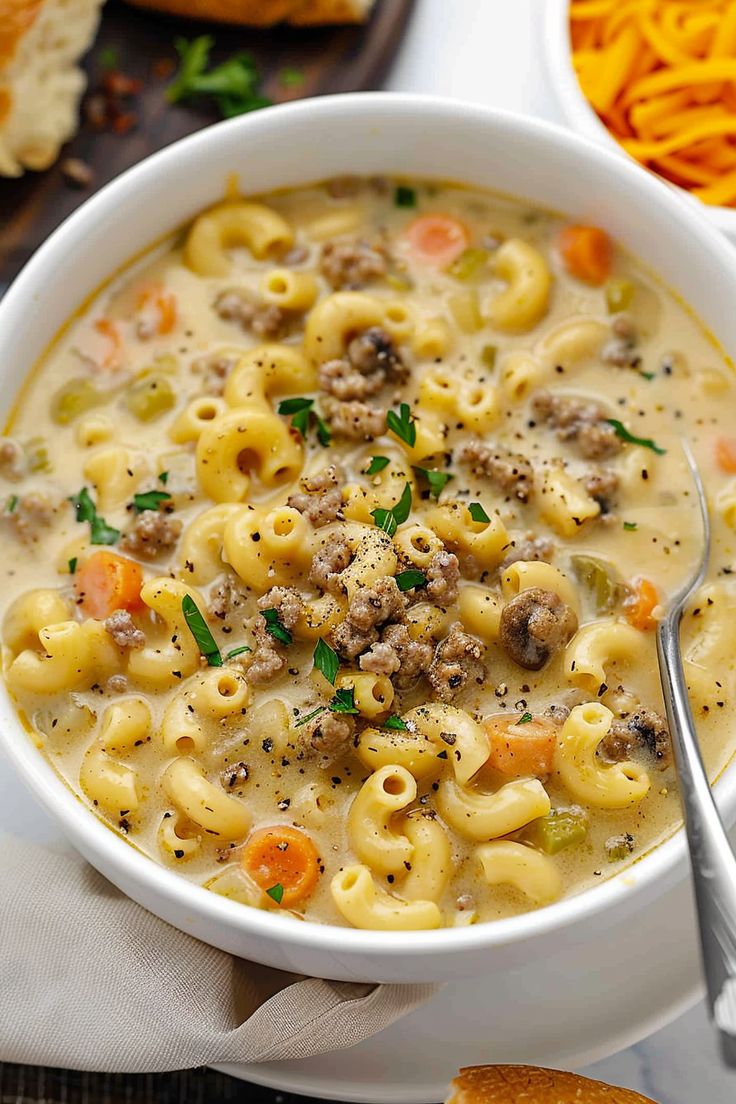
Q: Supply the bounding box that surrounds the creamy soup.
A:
[2,177,735,930]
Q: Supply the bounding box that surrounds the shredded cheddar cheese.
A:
[570,0,736,207]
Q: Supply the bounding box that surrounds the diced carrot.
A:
[403,214,470,268]
[624,577,659,631]
[558,225,613,285]
[242,825,320,908]
[715,436,736,474]
[94,318,123,371]
[484,714,557,778]
[137,284,177,336]
[74,551,145,619]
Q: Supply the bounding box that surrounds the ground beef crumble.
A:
[287,464,344,527]
[319,238,389,290]
[319,328,406,402]
[500,534,555,570]
[213,288,289,339]
[331,576,407,660]
[208,573,249,626]
[4,492,57,543]
[457,439,534,503]
[298,710,356,764]
[362,622,433,687]
[599,707,671,768]
[499,587,578,670]
[245,587,305,685]
[425,550,460,606]
[0,438,25,481]
[120,510,182,559]
[427,622,486,702]
[309,533,354,594]
[104,609,145,650]
[531,390,622,460]
[322,397,387,441]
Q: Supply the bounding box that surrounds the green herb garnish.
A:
[279,66,304,87]
[623,521,638,531]
[395,185,417,208]
[329,686,360,715]
[278,397,331,446]
[365,455,390,476]
[413,466,453,501]
[468,501,490,524]
[371,481,412,538]
[395,569,427,592]
[260,607,292,646]
[97,46,119,71]
[225,645,251,659]
[606,419,666,455]
[132,489,172,514]
[182,595,222,667]
[70,487,120,546]
[266,882,284,904]
[68,557,78,575]
[386,402,416,448]
[5,495,18,514]
[383,715,408,731]
[167,36,271,118]
[294,706,326,728]
[313,638,340,685]
[158,471,169,484]
[517,712,533,725]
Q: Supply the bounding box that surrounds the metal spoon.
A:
[656,441,736,1065]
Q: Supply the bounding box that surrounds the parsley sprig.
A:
[294,686,360,728]
[371,481,412,538]
[70,487,120,546]
[182,595,222,667]
[606,419,666,455]
[167,36,271,118]
[468,501,490,524]
[266,883,285,904]
[365,455,390,476]
[395,569,427,592]
[383,715,408,731]
[132,489,172,513]
[278,397,331,447]
[260,608,292,646]
[387,402,416,448]
[313,638,339,684]
[413,466,453,501]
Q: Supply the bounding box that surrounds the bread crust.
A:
[447,1065,657,1104]
[125,0,371,24]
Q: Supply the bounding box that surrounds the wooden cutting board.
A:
[0,0,414,290]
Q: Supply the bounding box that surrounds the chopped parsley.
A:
[279,66,304,87]
[313,638,339,685]
[97,45,119,70]
[386,402,416,448]
[260,607,292,646]
[167,36,271,118]
[623,521,638,531]
[395,569,427,592]
[468,501,490,524]
[132,489,172,513]
[413,466,453,500]
[365,455,390,476]
[329,686,360,715]
[517,712,533,725]
[294,706,325,728]
[371,481,412,538]
[70,487,120,545]
[5,495,17,514]
[606,419,666,455]
[266,882,284,904]
[68,557,78,575]
[395,185,417,208]
[278,396,331,446]
[383,714,408,731]
[182,595,222,667]
[158,471,169,484]
[225,644,251,659]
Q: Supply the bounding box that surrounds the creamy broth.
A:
[2,177,735,929]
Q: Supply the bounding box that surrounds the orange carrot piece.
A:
[94,318,123,371]
[558,225,613,285]
[403,214,470,268]
[624,577,659,631]
[484,714,557,778]
[137,285,177,336]
[715,435,736,473]
[75,551,145,619]
[242,825,320,908]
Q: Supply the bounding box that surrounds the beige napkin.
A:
[0,835,437,1072]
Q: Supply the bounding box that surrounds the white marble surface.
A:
[385,0,736,1100]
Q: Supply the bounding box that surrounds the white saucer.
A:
[1,736,705,1104]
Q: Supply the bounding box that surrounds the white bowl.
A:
[1,92,736,984]
[543,0,736,241]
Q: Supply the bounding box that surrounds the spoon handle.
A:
[657,612,736,1063]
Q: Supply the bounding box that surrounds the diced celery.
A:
[448,248,489,281]
[51,377,102,425]
[605,833,635,862]
[448,290,483,334]
[571,553,622,613]
[605,278,635,314]
[126,374,175,421]
[480,344,497,370]
[525,807,588,855]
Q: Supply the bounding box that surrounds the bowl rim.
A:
[542,0,736,238]
[2,89,736,959]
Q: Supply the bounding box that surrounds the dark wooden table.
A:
[0,3,415,1102]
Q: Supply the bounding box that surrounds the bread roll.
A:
[125,0,375,25]
[0,0,104,177]
[447,1065,657,1104]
